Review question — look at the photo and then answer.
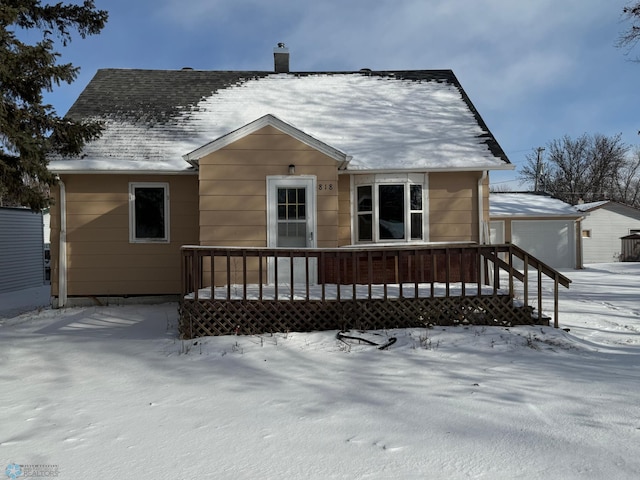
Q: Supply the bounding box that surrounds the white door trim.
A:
[266,176,317,249]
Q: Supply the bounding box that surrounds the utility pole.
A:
[534,147,545,192]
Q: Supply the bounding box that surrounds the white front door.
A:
[267,176,317,285]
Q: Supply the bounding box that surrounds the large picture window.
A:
[129,183,169,243]
[355,174,426,243]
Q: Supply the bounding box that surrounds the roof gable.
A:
[575,200,640,215]
[183,114,349,166]
[575,200,610,212]
[49,69,514,173]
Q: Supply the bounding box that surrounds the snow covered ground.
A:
[1,264,639,479]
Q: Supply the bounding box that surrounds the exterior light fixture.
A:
[288,164,295,175]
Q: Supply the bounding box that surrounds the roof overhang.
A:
[339,164,515,175]
[48,158,198,175]
[51,169,198,175]
[489,214,583,220]
[183,114,350,166]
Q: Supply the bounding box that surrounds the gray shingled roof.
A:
[49,69,513,173]
[66,69,272,121]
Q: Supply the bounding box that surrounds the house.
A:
[575,201,640,263]
[0,207,46,293]
[47,47,571,333]
[489,192,583,269]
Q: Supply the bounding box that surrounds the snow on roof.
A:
[575,200,610,212]
[490,193,580,217]
[183,113,349,164]
[48,70,512,173]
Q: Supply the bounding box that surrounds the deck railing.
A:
[181,243,571,330]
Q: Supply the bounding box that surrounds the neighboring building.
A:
[576,201,640,263]
[0,207,45,293]
[489,192,583,269]
[47,46,515,306]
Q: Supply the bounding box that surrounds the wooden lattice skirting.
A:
[178,295,544,338]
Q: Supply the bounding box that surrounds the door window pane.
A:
[278,188,306,220]
[277,187,307,247]
[277,222,307,247]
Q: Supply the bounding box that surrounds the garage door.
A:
[511,220,575,269]
[489,221,505,244]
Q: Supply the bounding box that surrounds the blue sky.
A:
[40,0,639,187]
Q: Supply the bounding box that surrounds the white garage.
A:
[489,193,582,270]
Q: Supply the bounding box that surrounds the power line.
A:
[505,148,534,155]
[491,179,523,185]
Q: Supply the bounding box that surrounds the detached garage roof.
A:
[574,200,610,212]
[490,193,581,218]
[575,200,640,216]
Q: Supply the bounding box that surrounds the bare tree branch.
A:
[517,134,639,206]
[618,1,640,60]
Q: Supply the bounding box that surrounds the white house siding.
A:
[581,204,640,263]
[0,208,45,293]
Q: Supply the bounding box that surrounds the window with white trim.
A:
[129,183,169,243]
[355,174,426,243]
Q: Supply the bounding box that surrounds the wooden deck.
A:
[179,244,571,338]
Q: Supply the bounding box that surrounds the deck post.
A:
[382,250,388,300]
[459,249,466,297]
[367,250,373,299]
[523,251,529,308]
[289,250,294,301]
[242,249,248,301]
[194,251,201,301]
[226,250,231,300]
[258,251,263,300]
[320,251,326,302]
[414,248,420,298]
[554,275,559,328]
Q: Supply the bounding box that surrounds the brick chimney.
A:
[273,43,289,73]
